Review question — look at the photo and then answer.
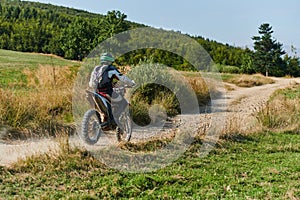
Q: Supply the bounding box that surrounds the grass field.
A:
[0,50,80,136]
[0,132,299,199]
[0,49,79,89]
[1,49,299,199]
[0,50,214,133]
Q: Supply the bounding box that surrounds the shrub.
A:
[127,63,212,125]
[217,64,241,74]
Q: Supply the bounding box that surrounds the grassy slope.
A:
[0,49,79,133]
[0,49,78,89]
[0,132,299,199]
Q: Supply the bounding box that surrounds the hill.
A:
[0,0,143,59]
[0,49,79,89]
[0,0,250,69]
[1,0,298,75]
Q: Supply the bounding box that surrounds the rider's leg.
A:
[114,98,128,136]
[114,98,127,118]
[112,94,128,127]
[102,92,117,127]
[107,103,116,124]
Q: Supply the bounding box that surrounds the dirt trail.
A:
[0,77,299,167]
[221,77,299,132]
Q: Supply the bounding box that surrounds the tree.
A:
[102,10,129,38]
[284,45,300,77]
[94,10,130,46]
[252,23,286,76]
[60,18,95,60]
[240,48,255,74]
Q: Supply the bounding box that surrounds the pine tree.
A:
[252,23,286,76]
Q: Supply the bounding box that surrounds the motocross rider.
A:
[89,53,135,129]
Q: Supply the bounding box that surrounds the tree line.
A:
[0,0,299,76]
[0,0,137,60]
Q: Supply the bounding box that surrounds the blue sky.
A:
[29,0,299,54]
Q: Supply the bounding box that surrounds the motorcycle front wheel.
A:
[117,108,132,142]
[81,109,102,145]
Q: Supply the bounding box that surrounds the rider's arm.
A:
[89,67,97,88]
[108,69,135,86]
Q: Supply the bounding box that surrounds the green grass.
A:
[278,86,300,99]
[0,49,79,89]
[1,132,299,199]
[221,73,237,82]
[0,49,75,68]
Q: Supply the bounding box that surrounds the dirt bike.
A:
[81,85,133,145]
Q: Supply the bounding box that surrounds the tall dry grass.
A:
[1,63,220,138]
[226,73,275,87]
[185,76,219,106]
[0,65,77,138]
[257,85,300,133]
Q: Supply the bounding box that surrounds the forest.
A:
[0,0,299,76]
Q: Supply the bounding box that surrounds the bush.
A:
[129,83,180,126]
[127,62,212,125]
[217,64,241,74]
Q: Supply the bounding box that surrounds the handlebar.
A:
[113,85,134,96]
[114,80,135,89]
[115,85,133,89]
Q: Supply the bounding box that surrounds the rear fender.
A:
[86,90,110,118]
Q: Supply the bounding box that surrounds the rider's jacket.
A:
[89,65,134,96]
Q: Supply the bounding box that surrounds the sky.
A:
[28,0,300,55]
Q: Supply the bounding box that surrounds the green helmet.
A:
[100,53,115,64]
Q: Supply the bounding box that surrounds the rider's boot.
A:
[116,127,123,142]
[109,118,117,129]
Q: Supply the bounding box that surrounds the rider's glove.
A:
[131,80,136,87]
